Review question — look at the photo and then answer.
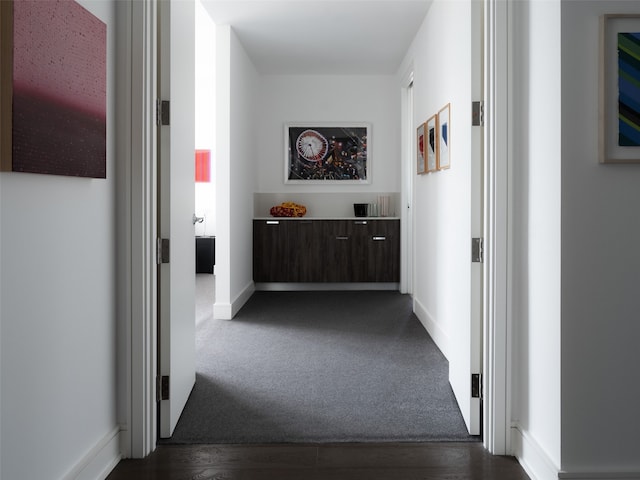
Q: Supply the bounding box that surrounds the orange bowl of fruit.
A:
[270,202,307,217]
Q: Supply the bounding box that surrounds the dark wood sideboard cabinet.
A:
[253,219,400,283]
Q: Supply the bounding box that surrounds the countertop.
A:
[254,217,401,220]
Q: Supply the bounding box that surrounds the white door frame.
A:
[120,0,514,458]
[120,0,158,458]
[482,0,512,455]
[400,65,414,296]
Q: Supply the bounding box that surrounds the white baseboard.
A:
[61,426,121,480]
[559,470,640,479]
[511,424,560,480]
[214,281,255,319]
[231,281,255,317]
[214,302,232,319]
[413,297,450,359]
[118,424,130,459]
[513,423,640,479]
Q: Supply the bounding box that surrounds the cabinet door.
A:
[322,220,353,282]
[349,220,371,282]
[366,220,400,281]
[288,220,324,282]
[253,220,289,282]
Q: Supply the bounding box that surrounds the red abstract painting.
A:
[195,149,211,182]
[11,0,106,178]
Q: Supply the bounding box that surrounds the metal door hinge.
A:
[471,373,482,398]
[156,99,170,126]
[472,100,484,126]
[157,375,170,401]
[157,238,170,264]
[472,237,484,263]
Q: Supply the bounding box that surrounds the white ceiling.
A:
[201,1,433,75]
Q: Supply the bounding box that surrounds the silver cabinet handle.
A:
[266,220,280,225]
[354,220,368,225]
[336,236,349,240]
[373,236,386,241]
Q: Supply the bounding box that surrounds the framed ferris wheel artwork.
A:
[285,123,371,183]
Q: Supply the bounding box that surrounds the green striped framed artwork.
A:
[618,32,640,146]
[600,14,640,163]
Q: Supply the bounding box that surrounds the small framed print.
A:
[437,103,451,170]
[426,114,438,173]
[417,122,427,174]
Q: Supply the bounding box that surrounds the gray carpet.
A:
[166,290,477,444]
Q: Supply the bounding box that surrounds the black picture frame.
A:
[285,122,371,183]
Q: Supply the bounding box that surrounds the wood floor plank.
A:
[138,444,318,468]
[106,443,530,480]
[316,442,477,468]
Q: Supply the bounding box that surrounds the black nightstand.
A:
[195,236,215,274]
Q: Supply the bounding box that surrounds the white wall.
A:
[214,26,231,317]
[214,26,259,319]
[397,0,475,430]
[559,1,640,475]
[510,0,562,477]
[510,1,640,477]
[229,28,259,313]
[0,1,120,478]
[256,74,400,197]
[216,35,402,316]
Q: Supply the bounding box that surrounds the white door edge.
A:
[400,64,414,296]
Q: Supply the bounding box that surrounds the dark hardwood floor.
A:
[107,442,530,479]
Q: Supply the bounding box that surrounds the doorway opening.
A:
[136,0,512,458]
[194,0,216,329]
[162,0,482,444]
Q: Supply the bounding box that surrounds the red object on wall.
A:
[195,149,211,182]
